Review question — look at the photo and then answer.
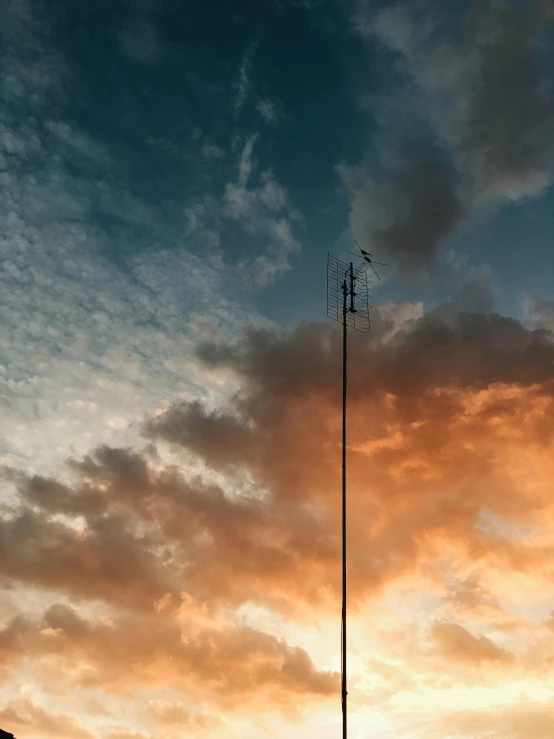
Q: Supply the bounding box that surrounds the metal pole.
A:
[327,253,378,737]
[341,268,349,739]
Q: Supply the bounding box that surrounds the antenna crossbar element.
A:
[327,254,371,333]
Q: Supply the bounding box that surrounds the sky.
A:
[1,0,554,737]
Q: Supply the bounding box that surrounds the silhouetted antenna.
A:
[327,247,389,739]
[327,255,371,332]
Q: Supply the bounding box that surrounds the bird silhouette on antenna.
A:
[346,241,390,280]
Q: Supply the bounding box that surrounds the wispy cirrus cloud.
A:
[185,132,302,290]
[234,41,258,118]
[224,135,301,287]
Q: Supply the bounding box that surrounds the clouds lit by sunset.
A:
[2,1,554,738]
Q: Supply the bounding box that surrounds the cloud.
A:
[118,0,162,63]
[237,134,258,186]
[0,495,179,609]
[180,131,302,290]
[5,307,554,618]
[431,622,513,664]
[144,309,554,615]
[340,157,465,273]
[345,0,554,271]
[234,42,257,117]
[194,307,554,404]
[0,2,301,489]
[2,1,554,735]
[0,697,93,739]
[226,45,299,287]
[443,571,501,617]
[223,136,301,288]
[2,441,337,613]
[0,3,266,476]
[526,296,554,332]
[0,602,338,705]
[3,306,554,732]
[424,703,554,739]
[257,99,280,124]
[451,264,495,313]
[0,0,68,105]
[202,141,225,160]
[147,700,221,730]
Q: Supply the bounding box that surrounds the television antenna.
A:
[326,245,386,739]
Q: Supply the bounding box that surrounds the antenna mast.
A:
[327,254,371,739]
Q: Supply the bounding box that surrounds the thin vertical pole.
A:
[341,268,349,739]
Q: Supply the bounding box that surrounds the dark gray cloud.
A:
[0,499,178,608]
[461,0,554,202]
[192,308,554,406]
[341,158,465,273]
[347,0,554,271]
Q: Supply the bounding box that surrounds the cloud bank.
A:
[343,0,554,272]
[3,307,554,736]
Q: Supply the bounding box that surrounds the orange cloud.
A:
[4,309,554,618]
[0,602,338,705]
[431,622,513,664]
[0,698,92,739]
[2,307,554,735]
[424,703,554,739]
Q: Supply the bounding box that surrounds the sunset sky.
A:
[2,0,554,738]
